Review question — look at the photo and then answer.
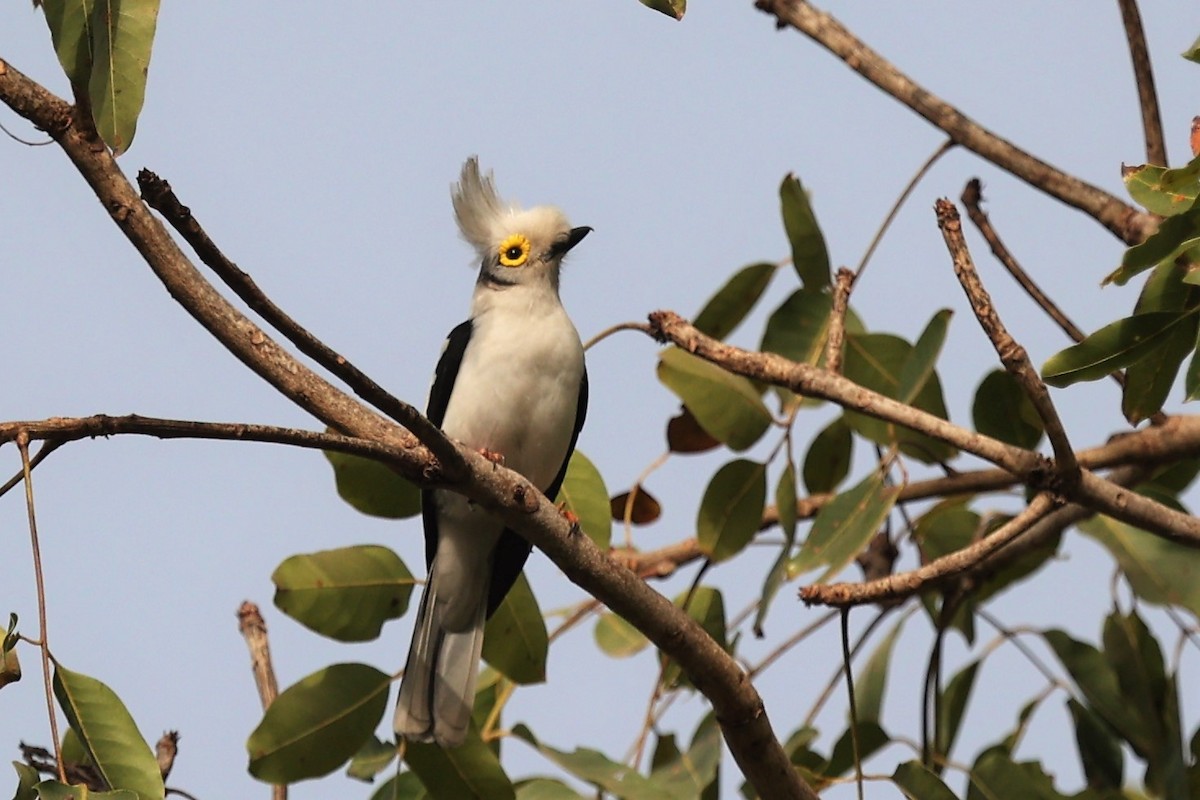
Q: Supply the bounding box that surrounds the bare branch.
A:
[237,603,286,800]
[754,0,1158,246]
[825,267,853,374]
[1116,0,1167,166]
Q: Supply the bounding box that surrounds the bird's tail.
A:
[394,565,486,748]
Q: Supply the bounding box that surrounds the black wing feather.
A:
[485,368,589,616]
[421,320,473,570]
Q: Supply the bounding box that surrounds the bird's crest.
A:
[452,157,572,259]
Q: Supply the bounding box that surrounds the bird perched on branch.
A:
[394,157,590,747]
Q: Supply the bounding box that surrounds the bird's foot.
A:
[477,447,506,466]
[557,503,582,535]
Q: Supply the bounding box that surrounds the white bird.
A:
[394,157,590,747]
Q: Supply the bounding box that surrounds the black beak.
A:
[560,226,592,255]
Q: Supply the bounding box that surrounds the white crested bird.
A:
[394,157,590,747]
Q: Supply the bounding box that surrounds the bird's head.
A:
[452,157,591,292]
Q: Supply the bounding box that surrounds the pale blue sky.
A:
[3,3,1198,798]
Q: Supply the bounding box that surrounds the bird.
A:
[394,157,590,747]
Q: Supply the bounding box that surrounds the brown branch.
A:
[237,603,285,800]
[135,171,464,480]
[0,59,812,800]
[647,311,1200,547]
[825,267,854,374]
[934,199,1079,482]
[1116,0,1167,166]
[754,0,1158,246]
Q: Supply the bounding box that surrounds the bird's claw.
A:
[557,503,582,535]
[477,447,506,466]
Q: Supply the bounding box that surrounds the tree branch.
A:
[753,0,1158,246]
[0,57,814,800]
[1116,0,1167,167]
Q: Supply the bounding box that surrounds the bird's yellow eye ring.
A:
[498,234,531,268]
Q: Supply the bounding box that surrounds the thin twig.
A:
[840,610,865,800]
[0,440,61,499]
[825,267,854,374]
[801,606,902,727]
[754,0,1157,246]
[18,432,65,783]
[584,321,653,351]
[136,171,464,482]
[934,199,1079,482]
[237,602,285,800]
[1116,0,1167,166]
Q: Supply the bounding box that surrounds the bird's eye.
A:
[498,234,531,268]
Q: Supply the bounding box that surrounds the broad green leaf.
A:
[693,262,776,340]
[897,309,953,403]
[824,721,889,779]
[1043,630,1144,751]
[405,732,514,800]
[369,771,427,800]
[1079,515,1200,618]
[325,448,421,519]
[648,714,720,800]
[656,348,771,451]
[89,0,160,154]
[780,174,831,289]
[855,619,904,724]
[512,725,674,800]
[556,451,611,548]
[272,545,414,642]
[696,459,767,562]
[1124,155,1200,216]
[1,612,18,690]
[11,761,39,800]
[1043,310,1199,387]
[842,333,957,463]
[1106,205,1200,285]
[482,573,548,685]
[638,0,685,20]
[52,664,164,800]
[972,369,1044,449]
[789,471,900,580]
[935,660,979,766]
[61,727,94,771]
[471,666,504,741]
[1185,34,1200,63]
[802,417,853,494]
[247,663,390,783]
[753,462,799,636]
[1125,258,1200,422]
[594,611,649,658]
[965,747,1065,800]
[1068,696,1124,791]
[346,736,397,783]
[34,784,137,800]
[39,0,95,87]
[893,760,958,800]
[515,779,585,800]
[760,289,834,365]
[662,587,726,689]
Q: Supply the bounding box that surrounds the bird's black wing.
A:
[421,320,473,570]
[485,367,589,617]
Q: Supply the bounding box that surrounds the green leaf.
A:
[1,613,19,691]
[780,174,831,289]
[638,0,685,20]
[1125,257,1200,422]
[935,660,979,766]
[346,736,397,783]
[753,462,799,636]
[656,348,772,451]
[802,417,853,494]
[972,369,1044,449]
[648,714,721,800]
[325,448,421,519]
[1067,698,1123,791]
[11,761,40,800]
[760,289,834,365]
[369,771,427,800]
[1042,310,1199,387]
[789,470,900,580]
[247,663,390,783]
[1185,34,1200,63]
[405,731,515,800]
[1124,155,1200,215]
[1079,515,1200,618]
[1106,205,1200,286]
[696,459,767,562]
[824,721,889,779]
[515,779,585,800]
[556,451,611,548]
[88,0,160,154]
[594,611,649,658]
[34,784,138,800]
[897,310,953,404]
[693,262,776,340]
[482,573,548,685]
[855,619,904,724]
[842,333,957,463]
[52,664,164,800]
[1043,630,1144,751]
[893,760,958,800]
[272,545,414,642]
[39,0,96,87]
[965,747,1066,800]
[512,725,675,800]
[662,587,726,689]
